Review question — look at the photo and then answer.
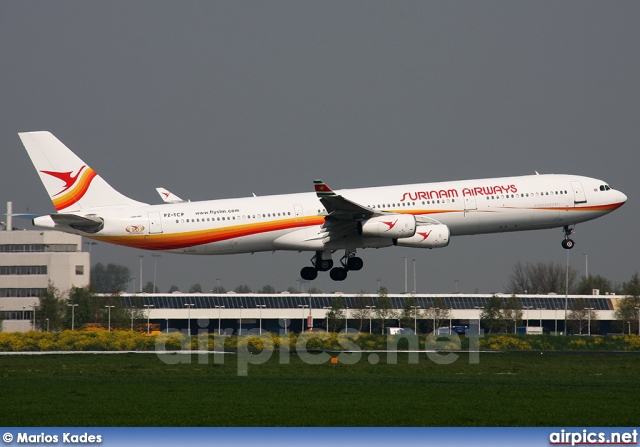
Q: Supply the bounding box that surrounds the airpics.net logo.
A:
[152,317,485,376]
[549,429,638,446]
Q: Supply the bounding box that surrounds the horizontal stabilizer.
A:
[33,213,104,234]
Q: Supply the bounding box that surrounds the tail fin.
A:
[19,131,146,212]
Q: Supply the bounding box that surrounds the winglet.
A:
[314,179,336,197]
[156,187,184,203]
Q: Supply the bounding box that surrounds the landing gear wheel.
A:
[561,239,575,250]
[330,267,348,281]
[346,257,364,271]
[300,266,318,281]
[317,259,333,271]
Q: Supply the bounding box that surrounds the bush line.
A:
[1,331,640,352]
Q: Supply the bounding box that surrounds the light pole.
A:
[474,306,483,335]
[366,305,376,333]
[239,306,243,335]
[586,308,594,336]
[410,305,420,334]
[345,307,349,332]
[636,307,640,336]
[583,252,588,280]
[184,303,195,335]
[412,259,416,294]
[84,241,97,255]
[257,304,266,334]
[215,305,225,335]
[523,306,533,329]
[138,255,144,293]
[404,257,408,294]
[143,304,154,334]
[538,307,545,330]
[432,307,440,334]
[322,307,330,332]
[130,307,136,331]
[152,254,161,293]
[564,250,570,336]
[22,306,25,332]
[454,280,459,294]
[67,303,78,330]
[105,305,115,331]
[554,308,558,336]
[46,318,49,332]
[31,304,38,331]
[298,304,308,333]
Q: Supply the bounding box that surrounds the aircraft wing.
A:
[313,180,378,242]
[313,180,446,244]
[313,180,375,220]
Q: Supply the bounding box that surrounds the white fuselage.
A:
[81,173,625,255]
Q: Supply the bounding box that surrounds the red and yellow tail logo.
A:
[40,165,97,210]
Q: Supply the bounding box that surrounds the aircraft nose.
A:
[616,190,627,205]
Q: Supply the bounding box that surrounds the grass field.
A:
[1,351,638,426]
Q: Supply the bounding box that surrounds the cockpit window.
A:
[599,185,611,191]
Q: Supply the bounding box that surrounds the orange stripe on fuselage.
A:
[92,216,326,250]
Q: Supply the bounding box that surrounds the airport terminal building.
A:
[112,291,620,335]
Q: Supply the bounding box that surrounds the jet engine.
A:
[358,214,416,239]
[393,224,450,248]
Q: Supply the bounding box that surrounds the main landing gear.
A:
[561,225,575,250]
[300,250,363,282]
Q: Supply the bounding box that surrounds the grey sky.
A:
[1,2,638,294]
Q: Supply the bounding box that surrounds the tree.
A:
[168,285,180,293]
[576,274,619,295]
[259,284,276,294]
[614,272,640,334]
[481,296,505,334]
[188,283,203,293]
[326,296,345,332]
[567,299,598,335]
[64,287,95,330]
[350,292,373,332]
[506,261,579,294]
[400,297,424,333]
[210,285,226,293]
[100,294,138,330]
[309,287,322,294]
[142,281,159,293]
[90,263,131,293]
[37,283,65,331]
[285,287,298,293]
[234,285,252,293]
[424,297,451,334]
[374,287,396,334]
[502,295,523,333]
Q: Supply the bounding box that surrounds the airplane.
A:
[19,131,627,281]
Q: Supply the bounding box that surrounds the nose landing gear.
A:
[561,226,575,249]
